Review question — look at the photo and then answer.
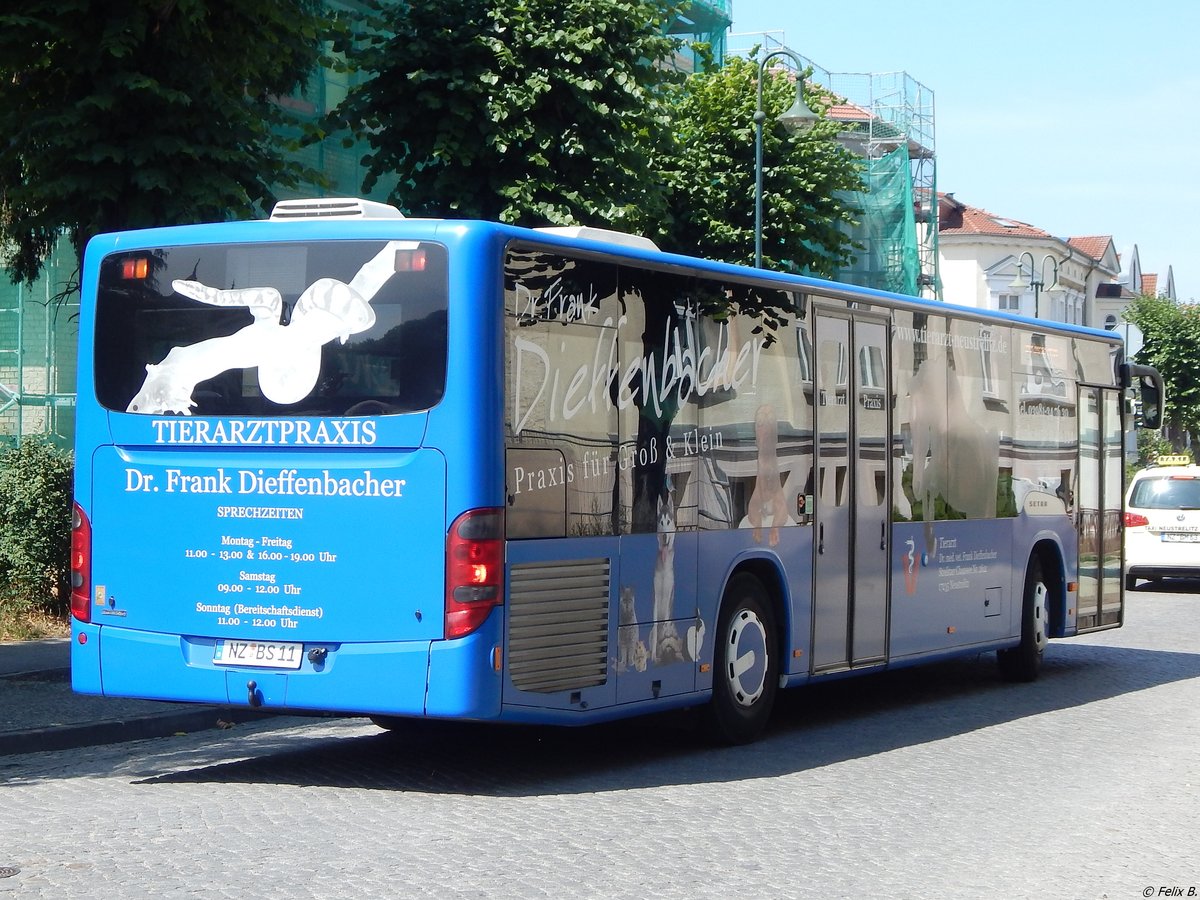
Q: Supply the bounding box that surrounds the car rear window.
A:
[1129,475,1200,510]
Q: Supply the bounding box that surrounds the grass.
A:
[0,608,70,642]
[0,586,70,642]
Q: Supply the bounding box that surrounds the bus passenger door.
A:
[1076,386,1124,631]
[811,311,891,672]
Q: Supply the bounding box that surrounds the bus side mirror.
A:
[1121,362,1164,430]
[1139,375,1163,429]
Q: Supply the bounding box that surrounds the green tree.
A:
[0,0,330,287]
[327,0,682,230]
[0,439,73,621]
[657,53,862,276]
[1124,294,1200,443]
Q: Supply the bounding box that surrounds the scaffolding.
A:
[668,0,732,73]
[0,242,79,449]
[729,32,940,300]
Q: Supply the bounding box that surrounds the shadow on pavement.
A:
[131,641,1200,795]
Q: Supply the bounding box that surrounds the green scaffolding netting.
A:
[833,144,919,298]
[0,243,79,449]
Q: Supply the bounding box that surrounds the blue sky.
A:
[730,0,1199,301]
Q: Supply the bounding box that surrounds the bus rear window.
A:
[94,240,448,417]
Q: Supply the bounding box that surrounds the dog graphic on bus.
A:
[650,481,684,665]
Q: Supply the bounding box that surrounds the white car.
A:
[1124,455,1200,590]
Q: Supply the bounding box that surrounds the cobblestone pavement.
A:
[0,588,1196,899]
[0,639,290,756]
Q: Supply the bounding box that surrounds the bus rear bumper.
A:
[72,621,503,719]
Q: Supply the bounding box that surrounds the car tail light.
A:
[1123,511,1149,528]
[70,502,92,623]
[445,508,503,640]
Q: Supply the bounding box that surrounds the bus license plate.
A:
[1162,532,1200,542]
[213,640,303,669]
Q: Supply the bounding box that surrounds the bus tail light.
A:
[121,256,149,279]
[394,248,427,272]
[1123,512,1149,528]
[70,502,92,623]
[445,508,504,640]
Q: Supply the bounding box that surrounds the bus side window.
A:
[507,448,569,539]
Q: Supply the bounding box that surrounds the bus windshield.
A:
[94,240,448,417]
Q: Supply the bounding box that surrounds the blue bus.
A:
[70,197,1164,743]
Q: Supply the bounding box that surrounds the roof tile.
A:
[1067,235,1114,261]
[937,195,1053,238]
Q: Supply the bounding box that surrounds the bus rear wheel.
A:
[704,573,778,744]
[997,556,1048,682]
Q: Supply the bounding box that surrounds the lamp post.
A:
[754,49,819,269]
[1008,251,1061,319]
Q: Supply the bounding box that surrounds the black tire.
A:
[1125,573,1138,591]
[704,573,778,744]
[997,556,1049,682]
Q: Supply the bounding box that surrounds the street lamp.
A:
[754,49,820,269]
[1008,251,1061,319]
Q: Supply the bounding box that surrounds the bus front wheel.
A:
[997,556,1049,682]
[704,573,778,744]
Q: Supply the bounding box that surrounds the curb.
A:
[0,676,276,763]
[0,666,70,683]
[0,702,276,758]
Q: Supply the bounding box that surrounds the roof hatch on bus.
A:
[534,225,659,252]
[269,197,405,220]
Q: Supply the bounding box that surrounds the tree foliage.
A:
[0,439,73,618]
[1124,294,1200,441]
[0,0,330,286]
[656,53,862,275]
[329,0,683,230]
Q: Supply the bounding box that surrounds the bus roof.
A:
[86,203,1123,347]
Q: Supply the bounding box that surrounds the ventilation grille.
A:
[269,197,404,220]
[509,558,610,693]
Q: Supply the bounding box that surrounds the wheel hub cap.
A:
[725,609,768,707]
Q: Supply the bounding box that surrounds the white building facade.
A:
[936,194,1119,328]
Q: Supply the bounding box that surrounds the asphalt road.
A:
[1,585,1197,899]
